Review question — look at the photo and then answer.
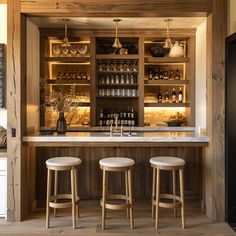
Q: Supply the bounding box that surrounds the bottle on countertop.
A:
[172,88,176,103]
[178,87,183,103]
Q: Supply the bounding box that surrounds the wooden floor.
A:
[0,200,235,236]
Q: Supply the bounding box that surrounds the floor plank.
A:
[0,201,234,235]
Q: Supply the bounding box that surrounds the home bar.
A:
[0,0,233,235]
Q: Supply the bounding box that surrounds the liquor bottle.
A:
[165,91,170,103]
[123,110,128,126]
[148,67,153,80]
[174,69,181,80]
[98,108,104,126]
[127,108,132,126]
[82,72,87,80]
[178,87,183,103]
[62,71,67,80]
[120,111,124,126]
[172,88,176,103]
[159,69,164,80]
[154,68,159,80]
[157,90,163,103]
[72,71,77,80]
[163,67,169,80]
[77,72,82,80]
[131,108,135,126]
[67,71,72,80]
[169,69,174,80]
[56,72,61,80]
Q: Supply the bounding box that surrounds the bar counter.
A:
[23,130,209,147]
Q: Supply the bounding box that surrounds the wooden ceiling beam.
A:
[21,0,212,16]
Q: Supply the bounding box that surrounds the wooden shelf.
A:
[45,57,90,63]
[144,80,189,85]
[144,56,189,64]
[47,79,90,85]
[97,83,138,87]
[97,71,138,74]
[144,102,190,107]
[97,96,138,99]
[96,54,139,60]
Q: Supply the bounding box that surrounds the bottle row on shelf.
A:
[56,71,89,81]
[98,107,136,127]
[147,67,181,80]
[145,87,183,104]
[98,74,137,85]
[98,88,137,97]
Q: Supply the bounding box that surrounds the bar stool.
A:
[99,157,135,230]
[150,156,185,229]
[45,156,81,229]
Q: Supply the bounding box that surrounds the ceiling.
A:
[29,17,206,29]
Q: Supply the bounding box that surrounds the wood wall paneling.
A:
[20,0,212,17]
[204,0,227,222]
[7,0,27,221]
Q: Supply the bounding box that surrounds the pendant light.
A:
[163,18,173,49]
[112,18,122,49]
[61,19,71,47]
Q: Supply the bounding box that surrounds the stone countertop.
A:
[23,131,209,147]
[40,126,196,132]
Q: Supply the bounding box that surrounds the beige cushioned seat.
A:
[150,156,185,167]
[99,157,135,168]
[46,157,81,167]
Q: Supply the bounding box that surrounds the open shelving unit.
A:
[40,30,195,127]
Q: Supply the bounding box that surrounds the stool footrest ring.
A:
[49,194,79,209]
[152,194,182,208]
[100,194,131,210]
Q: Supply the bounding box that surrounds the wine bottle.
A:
[131,108,135,126]
[174,69,180,80]
[178,87,183,103]
[163,67,169,80]
[157,90,162,103]
[154,68,159,80]
[165,91,169,103]
[148,66,153,80]
[172,88,176,103]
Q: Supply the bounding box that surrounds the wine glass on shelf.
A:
[70,45,77,57]
[61,45,70,56]
[78,45,88,57]
[52,44,61,57]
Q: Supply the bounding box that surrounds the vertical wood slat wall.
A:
[6,0,227,222]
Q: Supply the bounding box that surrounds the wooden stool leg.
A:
[128,168,134,229]
[125,170,130,219]
[46,168,52,229]
[151,167,156,219]
[54,170,58,217]
[155,167,160,229]
[172,169,177,218]
[74,168,79,218]
[102,168,107,230]
[179,168,185,228]
[71,167,76,229]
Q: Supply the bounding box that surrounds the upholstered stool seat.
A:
[150,156,185,229]
[99,157,135,230]
[45,156,81,229]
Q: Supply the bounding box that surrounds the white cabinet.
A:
[0,157,7,218]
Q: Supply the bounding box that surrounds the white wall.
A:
[196,19,207,129]
[0,4,7,128]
